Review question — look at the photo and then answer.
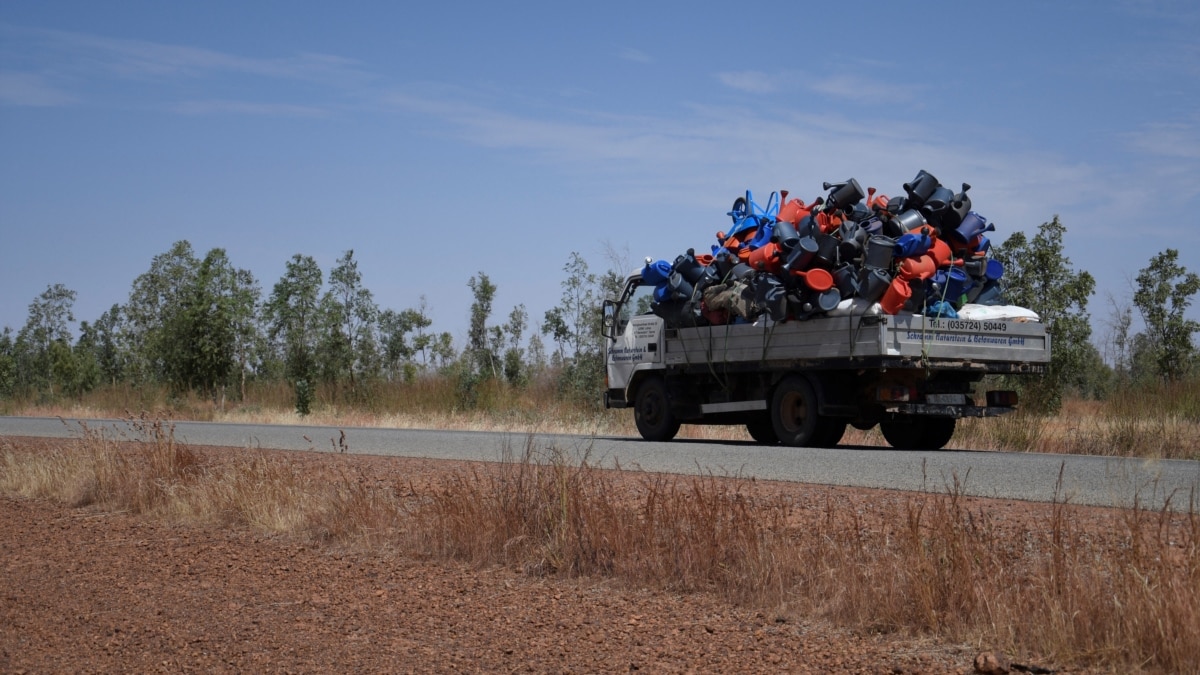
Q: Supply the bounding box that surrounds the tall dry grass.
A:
[2,424,1196,672]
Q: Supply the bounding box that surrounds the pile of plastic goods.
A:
[643,169,1007,327]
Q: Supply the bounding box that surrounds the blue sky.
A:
[2,0,1198,353]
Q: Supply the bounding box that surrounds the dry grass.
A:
[6,374,1199,459]
[2,422,1197,673]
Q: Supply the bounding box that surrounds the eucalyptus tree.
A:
[125,241,200,383]
[264,254,323,406]
[319,250,379,392]
[15,283,77,395]
[991,216,1096,411]
[466,272,498,378]
[1133,249,1200,382]
[0,328,15,397]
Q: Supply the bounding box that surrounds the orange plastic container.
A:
[880,277,912,315]
[792,268,834,292]
[748,242,784,274]
[899,254,936,281]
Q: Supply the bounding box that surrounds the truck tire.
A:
[813,418,847,448]
[920,417,956,450]
[634,377,680,442]
[746,415,779,445]
[771,375,819,447]
[880,417,956,450]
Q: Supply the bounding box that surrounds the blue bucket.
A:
[893,232,932,258]
[943,267,969,303]
[643,259,672,285]
[985,259,1004,281]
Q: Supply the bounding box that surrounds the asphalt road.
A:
[3,416,1197,511]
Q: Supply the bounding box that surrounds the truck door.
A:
[604,277,663,392]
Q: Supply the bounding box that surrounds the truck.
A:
[601,271,1051,449]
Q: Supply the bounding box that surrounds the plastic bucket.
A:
[899,254,936,280]
[834,265,860,297]
[952,211,991,243]
[669,271,694,300]
[864,235,895,270]
[673,250,706,285]
[860,268,893,302]
[880,277,912,315]
[930,237,953,267]
[903,169,939,206]
[773,219,799,250]
[816,288,842,312]
[893,232,932,258]
[643,259,672,285]
[794,268,834,292]
[893,209,926,232]
[729,262,754,281]
[784,236,819,271]
[825,178,865,211]
[748,242,784,274]
[985,259,1004,281]
[943,267,968,303]
[814,232,839,268]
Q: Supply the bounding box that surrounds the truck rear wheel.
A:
[634,377,680,442]
[771,376,819,447]
[813,418,847,448]
[880,417,956,450]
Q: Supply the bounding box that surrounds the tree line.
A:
[1,221,1197,414]
[0,241,619,413]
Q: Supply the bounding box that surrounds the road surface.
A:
[2,416,1196,511]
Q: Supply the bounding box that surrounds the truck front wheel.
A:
[746,415,779,445]
[634,377,680,442]
[771,376,819,447]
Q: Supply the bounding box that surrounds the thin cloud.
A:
[170,99,330,118]
[0,71,75,106]
[715,71,777,94]
[616,46,652,63]
[806,73,919,103]
[1,24,373,87]
[1123,122,1200,160]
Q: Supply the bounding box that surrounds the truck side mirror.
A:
[602,300,617,340]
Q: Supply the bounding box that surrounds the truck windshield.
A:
[617,279,656,333]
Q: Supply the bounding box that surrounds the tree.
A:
[125,241,200,383]
[1132,249,1200,382]
[0,328,17,397]
[991,217,1095,411]
[15,283,77,396]
[78,304,129,387]
[264,254,323,410]
[379,299,440,382]
[318,250,379,393]
[541,252,616,405]
[466,272,498,378]
[160,249,239,398]
[501,304,528,385]
[542,252,600,363]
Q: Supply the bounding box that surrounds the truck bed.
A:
[664,311,1050,373]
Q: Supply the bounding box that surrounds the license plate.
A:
[926,394,966,405]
